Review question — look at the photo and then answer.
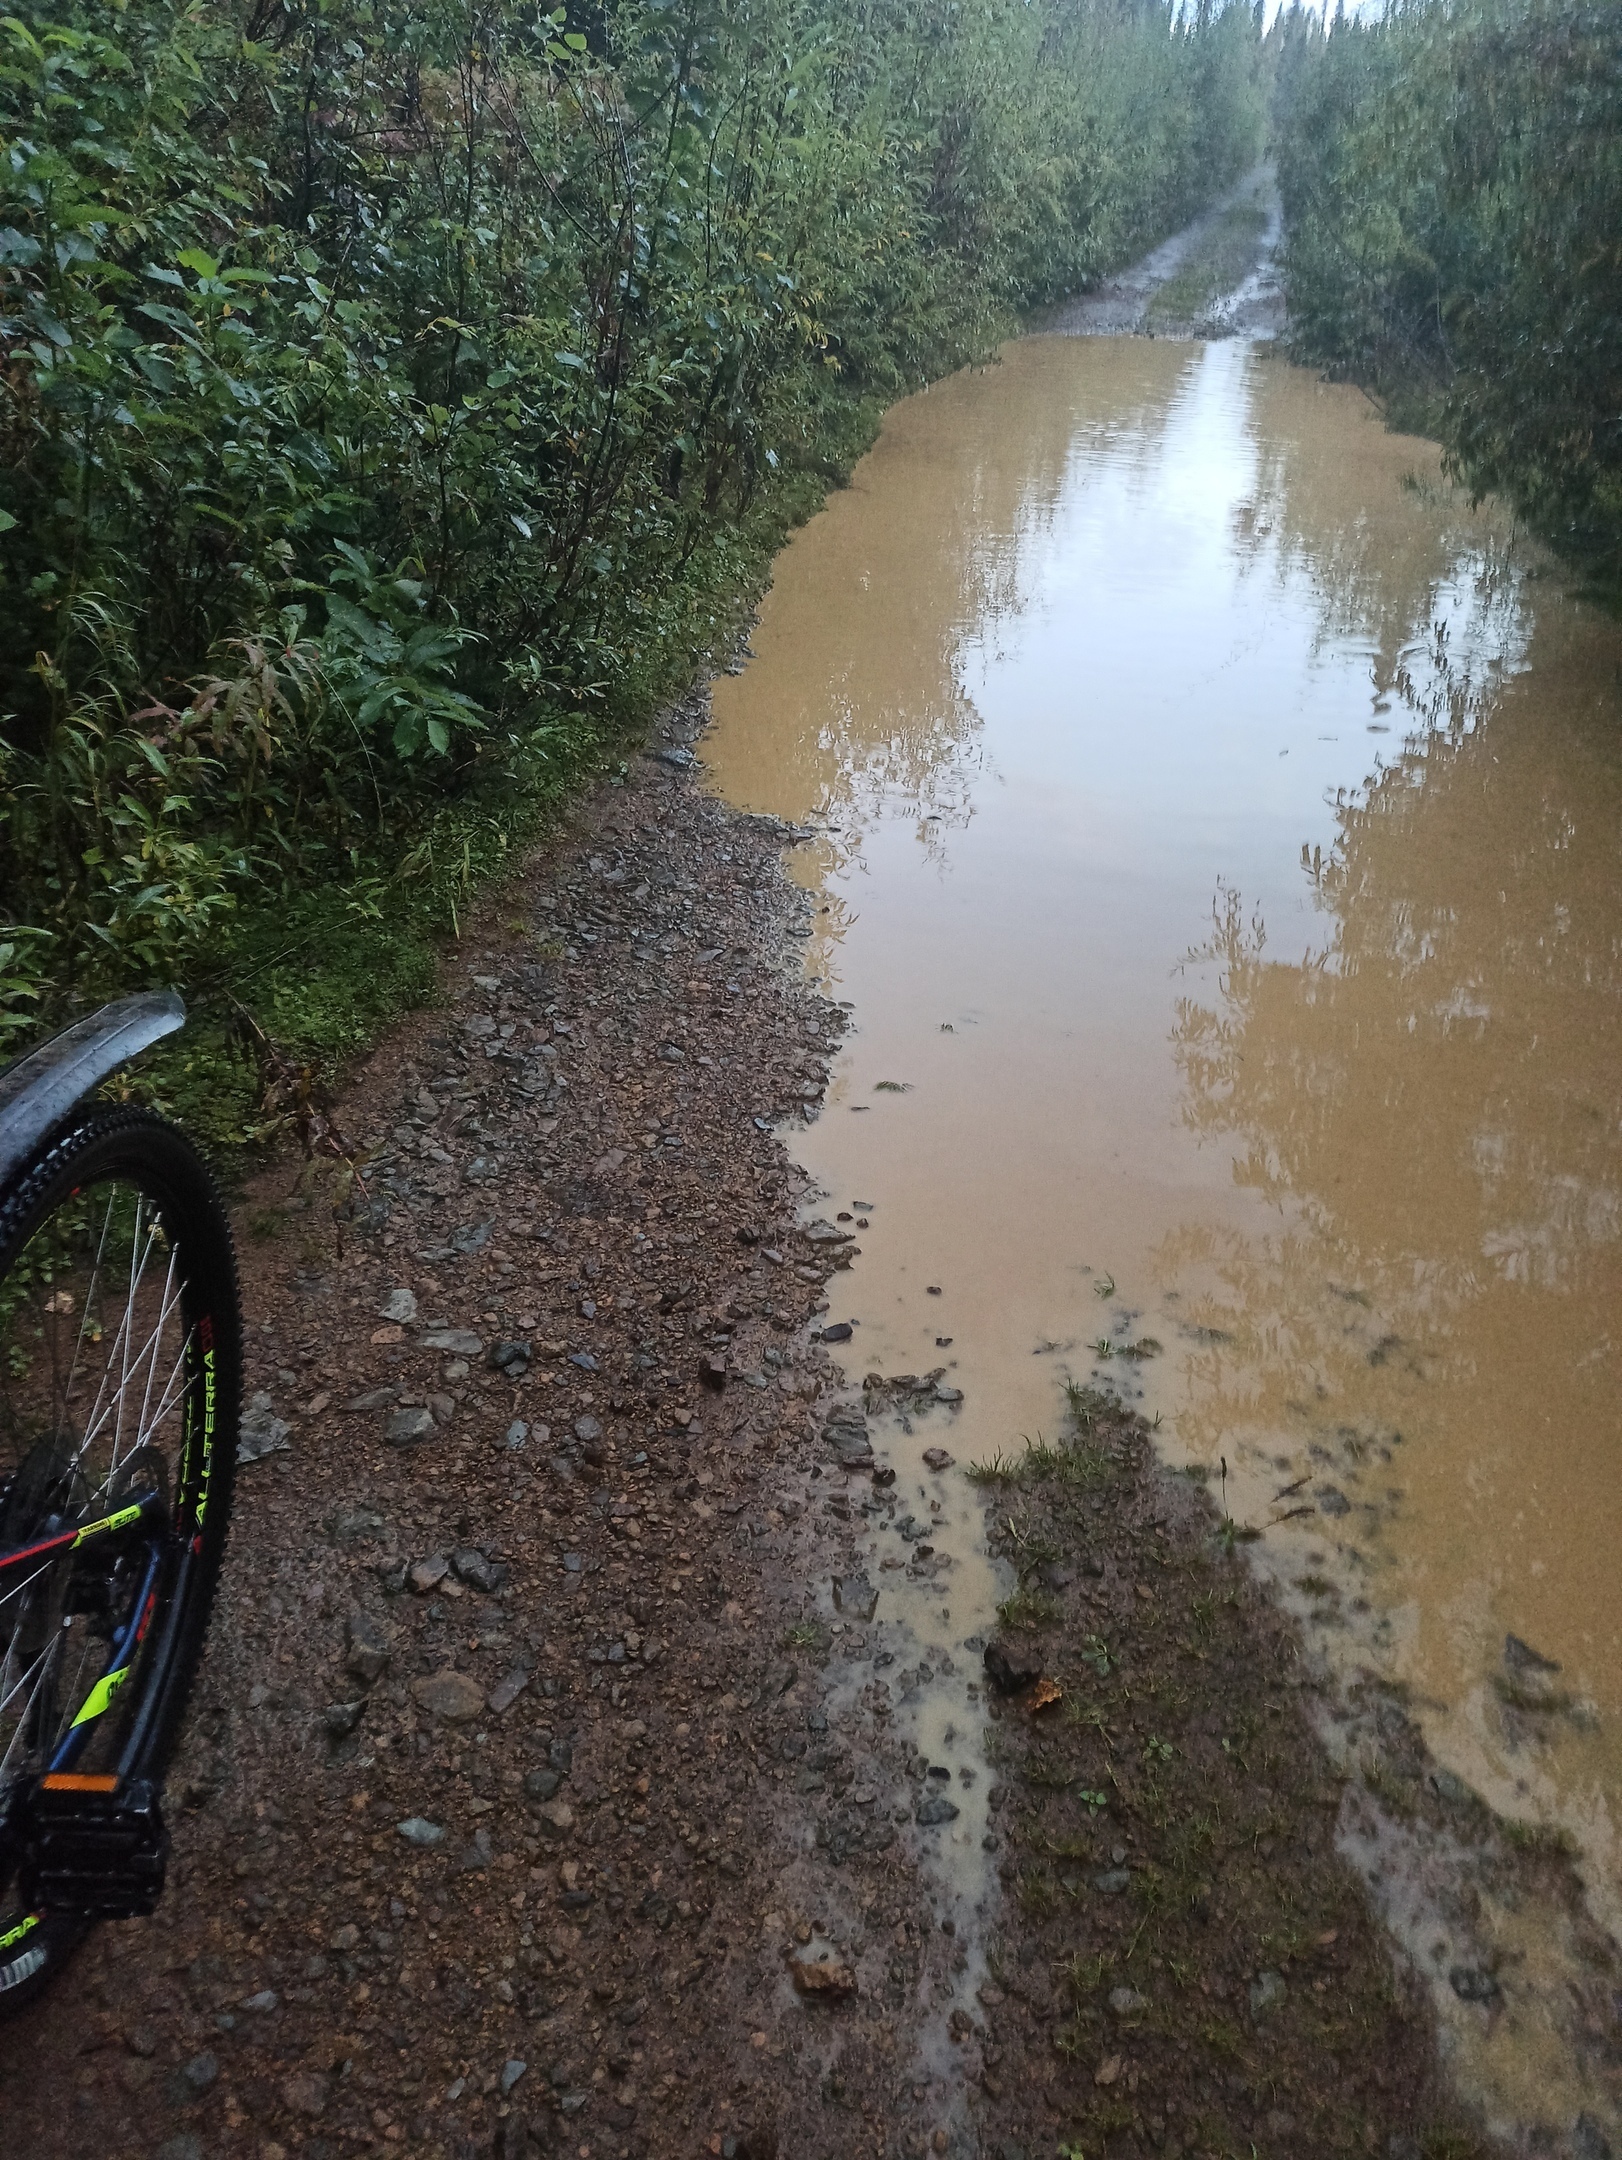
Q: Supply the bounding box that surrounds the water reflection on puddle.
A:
[703,334,1622,2139]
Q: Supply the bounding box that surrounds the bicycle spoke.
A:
[128,1246,180,1481]
[56,1187,120,1447]
[75,1265,186,1478]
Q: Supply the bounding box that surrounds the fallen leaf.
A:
[788,1954,857,1999]
[1026,1676,1064,1712]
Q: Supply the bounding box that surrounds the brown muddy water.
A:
[703,333,1622,2142]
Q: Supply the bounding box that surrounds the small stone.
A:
[490,1338,532,1373]
[833,1573,878,1623]
[421,1327,484,1356]
[386,1405,436,1447]
[344,1612,390,1686]
[573,1415,603,1444]
[536,1800,575,1839]
[323,1700,365,1739]
[505,1420,530,1449]
[396,1817,446,1848]
[330,1923,361,1952]
[922,1448,954,1471]
[1448,1965,1501,2005]
[915,1795,960,1827]
[524,1766,562,1803]
[343,1386,398,1414]
[933,1386,963,1405]
[408,1553,451,1594]
[501,2060,528,2096]
[452,1546,508,1593]
[1249,1969,1287,2016]
[179,2051,218,2095]
[1429,1769,1478,1809]
[1108,1986,1147,2019]
[698,1355,729,1390]
[821,1323,854,1343]
[1315,1485,1351,1517]
[458,1826,494,1872]
[788,1951,858,1998]
[238,1391,291,1465]
[240,1989,279,2013]
[328,1501,387,1541]
[1093,1869,1130,1894]
[412,1670,485,1723]
[489,1667,531,1715]
[379,1288,419,1324]
[280,2069,331,2116]
[983,1639,1043,1694]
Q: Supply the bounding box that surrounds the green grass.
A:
[1144,199,1269,328]
[998,1587,1063,1630]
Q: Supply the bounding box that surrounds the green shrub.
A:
[1,0,1263,1045]
[1276,0,1622,594]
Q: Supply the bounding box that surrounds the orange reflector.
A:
[41,1774,119,1793]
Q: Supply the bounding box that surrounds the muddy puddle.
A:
[703,332,1622,2142]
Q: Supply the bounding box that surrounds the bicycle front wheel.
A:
[0,1107,241,2009]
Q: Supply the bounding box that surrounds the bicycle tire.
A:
[0,1107,241,2010]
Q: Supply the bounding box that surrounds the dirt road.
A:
[0,203,1505,2160]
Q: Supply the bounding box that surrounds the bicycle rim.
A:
[0,1111,239,1998]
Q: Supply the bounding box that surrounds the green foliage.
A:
[1275,0,1622,594]
[1,0,1263,1056]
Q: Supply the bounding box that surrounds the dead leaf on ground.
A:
[788,1954,857,1999]
[1026,1675,1064,1712]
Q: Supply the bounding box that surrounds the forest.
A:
[0,0,1263,1079]
[1276,0,1621,596]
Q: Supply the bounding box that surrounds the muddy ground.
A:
[1039,166,1284,340]
[0,684,1511,2160]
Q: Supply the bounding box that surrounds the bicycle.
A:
[0,993,241,2010]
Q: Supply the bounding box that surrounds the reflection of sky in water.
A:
[705,332,1622,2138]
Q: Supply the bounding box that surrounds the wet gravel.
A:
[0,702,973,2159]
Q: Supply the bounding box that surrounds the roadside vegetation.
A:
[0,0,1264,1125]
[1274,0,1622,600]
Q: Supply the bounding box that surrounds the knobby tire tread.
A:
[0,1107,242,2014]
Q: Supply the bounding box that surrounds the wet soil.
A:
[1039,167,1284,340]
[0,704,1500,2160]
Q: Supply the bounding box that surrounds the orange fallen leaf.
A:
[1026,1676,1064,1712]
[788,1954,857,1999]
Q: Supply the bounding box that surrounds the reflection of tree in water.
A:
[1167,587,1622,1459]
[708,339,1198,867]
[1230,354,1530,737]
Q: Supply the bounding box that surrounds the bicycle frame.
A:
[0,1486,169,1785]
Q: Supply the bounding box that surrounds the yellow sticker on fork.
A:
[68,1663,130,1729]
[69,1502,143,1548]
